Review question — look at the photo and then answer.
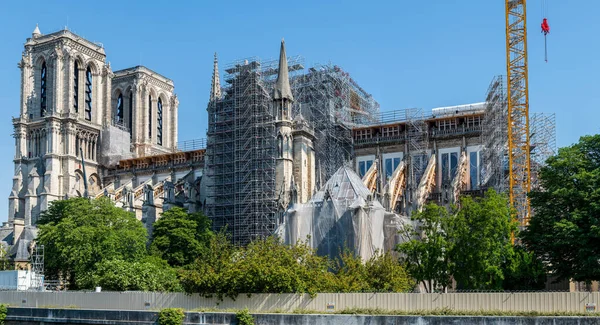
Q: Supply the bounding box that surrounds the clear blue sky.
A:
[0,0,598,221]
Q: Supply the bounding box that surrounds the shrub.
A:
[235,309,254,325]
[158,308,184,325]
[0,304,7,325]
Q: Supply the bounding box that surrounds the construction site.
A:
[204,49,380,245]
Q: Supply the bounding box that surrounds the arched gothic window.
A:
[116,94,123,123]
[148,95,152,138]
[73,61,79,113]
[277,135,283,158]
[40,62,47,117]
[128,91,133,134]
[85,66,92,121]
[157,98,163,145]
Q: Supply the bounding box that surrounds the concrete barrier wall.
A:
[6,308,600,325]
[1,291,599,313]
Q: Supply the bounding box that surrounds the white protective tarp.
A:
[277,166,406,261]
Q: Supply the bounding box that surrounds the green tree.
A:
[81,257,181,292]
[522,134,600,283]
[364,252,413,292]
[502,245,547,291]
[179,232,237,299]
[449,190,517,290]
[150,207,213,267]
[37,198,148,289]
[396,203,451,292]
[180,235,337,299]
[0,246,12,271]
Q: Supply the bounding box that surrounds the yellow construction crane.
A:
[505,0,532,225]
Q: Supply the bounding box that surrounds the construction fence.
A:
[1,291,599,313]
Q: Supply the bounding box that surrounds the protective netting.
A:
[276,166,407,261]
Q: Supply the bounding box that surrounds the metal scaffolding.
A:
[30,244,44,291]
[294,64,378,183]
[530,112,556,190]
[481,76,509,193]
[206,56,379,245]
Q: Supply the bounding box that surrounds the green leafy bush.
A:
[235,309,254,325]
[158,308,184,325]
[0,304,7,325]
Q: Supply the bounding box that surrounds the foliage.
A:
[448,190,517,290]
[397,203,451,292]
[235,309,254,325]
[335,250,413,293]
[365,251,414,292]
[150,207,213,267]
[332,307,598,317]
[180,234,412,298]
[80,257,182,292]
[0,304,6,325]
[502,245,547,291]
[180,235,337,299]
[0,246,12,271]
[522,134,600,282]
[158,308,185,325]
[397,191,520,291]
[37,198,148,289]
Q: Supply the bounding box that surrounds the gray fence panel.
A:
[0,291,599,313]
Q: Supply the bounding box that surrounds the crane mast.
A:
[505,0,532,225]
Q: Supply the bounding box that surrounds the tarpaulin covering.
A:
[276,166,406,261]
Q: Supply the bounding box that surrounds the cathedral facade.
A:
[8,26,179,227]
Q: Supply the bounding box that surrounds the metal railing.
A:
[176,138,206,152]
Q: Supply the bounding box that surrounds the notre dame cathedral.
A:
[9,25,181,226]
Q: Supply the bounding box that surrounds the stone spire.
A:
[32,24,41,39]
[209,52,221,102]
[273,39,294,102]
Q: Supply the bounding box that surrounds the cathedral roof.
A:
[273,39,294,102]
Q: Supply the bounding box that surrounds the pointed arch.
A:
[73,60,80,113]
[113,88,124,125]
[40,61,47,117]
[157,97,163,146]
[277,134,283,158]
[125,85,133,135]
[85,65,93,121]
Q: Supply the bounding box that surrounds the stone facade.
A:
[8,26,180,227]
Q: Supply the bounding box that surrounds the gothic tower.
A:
[10,26,111,225]
[274,40,294,209]
[9,26,179,226]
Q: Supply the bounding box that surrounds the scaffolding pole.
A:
[481,76,509,193]
[530,112,556,190]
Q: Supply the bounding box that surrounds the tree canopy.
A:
[37,198,149,289]
[179,234,413,299]
[523,134,600,282]
[397,203,451,292]
[150,207,213,267]
[397,190,524,291]
[449,190,517,290]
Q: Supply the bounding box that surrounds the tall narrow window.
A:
[157,98,163,145]
[148,95,152,138]
[116,94,123,123]
[40,62,47,117]
[128,92,133,134]
[85,66,92,121]
[73,61,79,113]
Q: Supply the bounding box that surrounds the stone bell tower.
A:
[274,40,294,209]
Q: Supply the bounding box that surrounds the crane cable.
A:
[541,0,550,62]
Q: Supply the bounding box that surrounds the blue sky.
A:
[0,0,598,221]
